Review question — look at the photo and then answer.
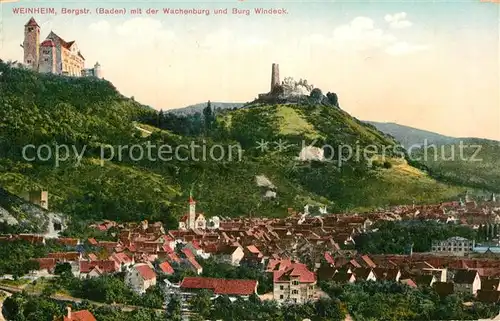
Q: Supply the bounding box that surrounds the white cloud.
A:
[305,16,428,56]
[331,16,397,51]
[385,42,429,55]
[384,12,413,29]
[89,20,110,33]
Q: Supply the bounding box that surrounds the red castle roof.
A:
[25,17,39,28]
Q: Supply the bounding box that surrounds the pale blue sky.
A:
[1,0,499,139]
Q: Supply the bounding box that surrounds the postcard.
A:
[0,0,499,320]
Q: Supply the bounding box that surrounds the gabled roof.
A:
[46,31,76,50]
[481,278,500,290]
[180,277,257,296]
[477,290,500,303]
[453,269,478,284]
[273,262,316,283]
[135,264,156,281]
[61,310,97,321]
[433,282,454,296]
[25,17,39,27]
[159,261,174,274]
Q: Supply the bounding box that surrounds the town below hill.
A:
[2,196,500,320]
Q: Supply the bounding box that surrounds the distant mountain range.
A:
[364,121,460,148]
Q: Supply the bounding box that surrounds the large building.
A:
[22,17,101,78]
[431,236,475,256]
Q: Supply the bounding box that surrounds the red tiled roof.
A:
[247,245,261,255]
[180,277,257,296]
[324,252,334,265]
[183,248,195,259]
[187,256,202,271]
[87,238,98,245]
[34,258,56,270]
[62,310,97,321]
[400,278,417,288]
[159,261,174,274]
[135,264,156,281]
[273,263,316,283]
[79,260,118,274]
[47,252,80,261]
[40,39,55,47]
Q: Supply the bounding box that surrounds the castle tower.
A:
[93,62,102,78]
[188,193,196,229]
[270,63,280,92]
[23,17,40,70]
[38,39,57,74]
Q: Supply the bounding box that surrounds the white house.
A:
[218,245,245,266]
[207,216,220,229]
[453,269,481,295]
[125,263,157,294]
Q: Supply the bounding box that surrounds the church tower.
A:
[23,17,40,70]
[188,192,196,229]
[271,63,280,91]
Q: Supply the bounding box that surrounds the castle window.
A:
[44,58,49,62]
[27,59,32,64]
[292,290,298,294]
[28,27,33,32]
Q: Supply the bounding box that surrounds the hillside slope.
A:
[0,61,465,225]
[366,121,500,193]
[365,121,458,147]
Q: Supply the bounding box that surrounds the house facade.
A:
[431,236,475,256]
[272,262,316,304]
[125,263,157,294]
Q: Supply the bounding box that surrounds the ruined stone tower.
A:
[23,17,40,71]
[271,63,280,91]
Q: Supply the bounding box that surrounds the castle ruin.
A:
[258,63,314,102]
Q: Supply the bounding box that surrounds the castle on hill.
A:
[21,17,101,78]
[258,63,314,102]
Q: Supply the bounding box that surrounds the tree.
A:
[202,100,215,135]
[54,262,72,276]
[326,92,339,107]
[189,289,212,318]
[166,294,182,321]
[310,88,323,103]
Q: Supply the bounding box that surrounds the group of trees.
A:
[321,281,499,321]
[354,220,480,254]
[41,272,164,309]
[179,290,346,321]
[0,240,66,277]
[3,293,164,321]
[139,101,218,137]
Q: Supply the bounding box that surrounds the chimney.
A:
[66,306,71,319]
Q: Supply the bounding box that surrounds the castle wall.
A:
[39,44,56,74]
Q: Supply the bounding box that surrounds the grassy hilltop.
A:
[0,61,466,228]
